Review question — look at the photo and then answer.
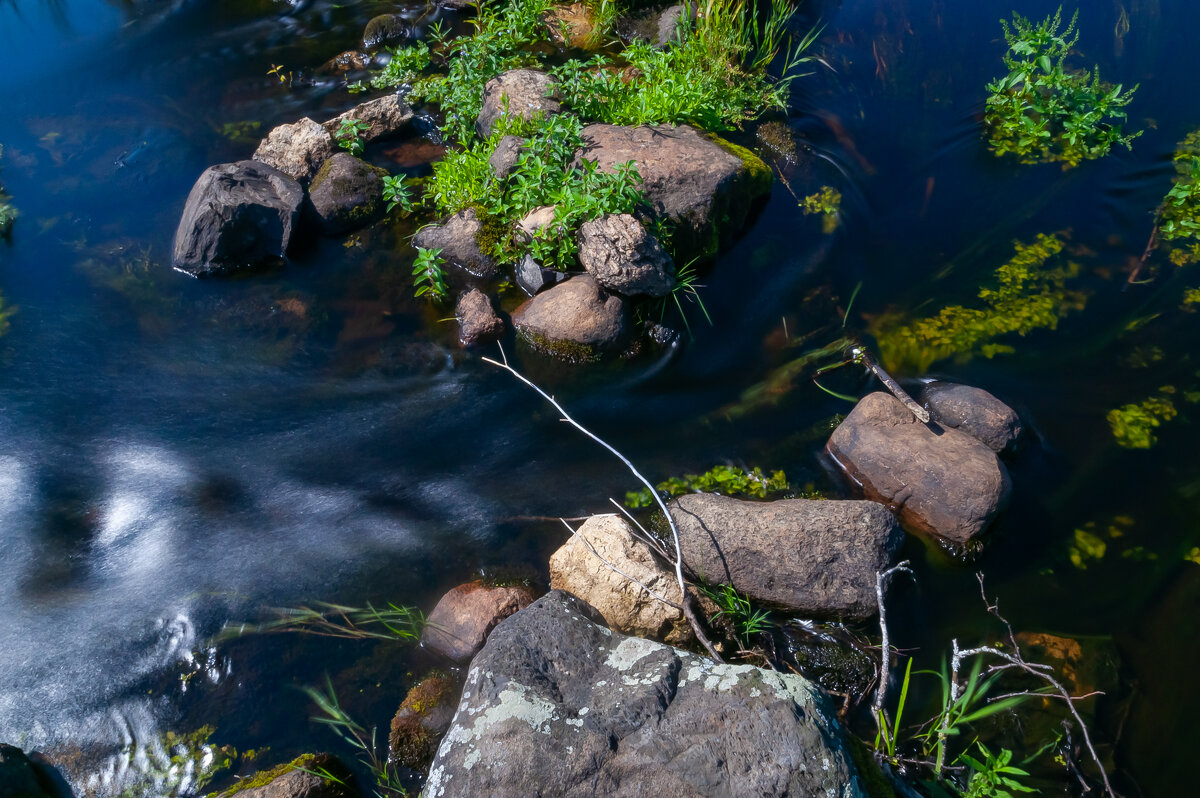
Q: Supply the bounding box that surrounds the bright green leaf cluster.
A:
[624,464,789,508]
[334,118,369,157]
[874,233,1086,374]
[1160,130,1200,265]
[412,246,450,303]
[984,8,1140,167]
[960,742,1037,797]
[382,175,413,214]
[1106,393,1177,449]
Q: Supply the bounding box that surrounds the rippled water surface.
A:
[1,0,1198,795]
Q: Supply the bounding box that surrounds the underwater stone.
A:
[455,289,505,346]
[0,743,52,798]
[362,13,411,51]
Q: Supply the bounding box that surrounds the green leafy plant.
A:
[335,118,370,157]
[412,246,450,303]
[959,743,1037,798]
[382,175,414,214]
[1107,393,1178,449]
[304,677,407,797]
[218,601,426,642]
[873,233,1086,374]
[0,143,14,239]
[984,8,1140,167]
[1158,130,1200,266]
[370,40,434,91]
[625,464,789,508]
[799,185,841,233]
[698,582,773,648]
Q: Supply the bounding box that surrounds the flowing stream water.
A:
[1,0,1198,795]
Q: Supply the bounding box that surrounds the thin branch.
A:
[872,561,914,725]
[484,345,723,661]
[608,497,676,563]
[853,345,930,423]
[1124,222,1158,290]
[560,519,682,610]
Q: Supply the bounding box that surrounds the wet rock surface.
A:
[577,212,675,297]
[826,392,1012,545]
[361,13,411,51]
[412,208,499,280]
[0,743,52,798]
[669,494,904,620]
[389,672,461,771]
[476,69,562,138]
[214,753,354,798]
[424,591,866,798]
[455,288,505,346]
[576,123,772,259]
[172,160,303,277]
[918,381,1023,454]
[307,153,389,235]
[549,514,690,644]
[421,581,538,662]
[511,275,630,360]
[323,95,414,144]
[253,118,335,183]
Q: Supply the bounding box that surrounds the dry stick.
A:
[560,519,682,610]
[872,561,914,739]
[1125,222,1158,290]
[483,346,723,662]
[853,346,931,423]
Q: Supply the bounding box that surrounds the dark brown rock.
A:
[0,743,51,798]
[323,95,414,144]
[253,118,336,183]
[318,50,370,76]
[388,672,461,771]
[172,160,303,277]
[919,382,1023,454]
[669,494,903,620]
[307,153,389,235]
[576,123,772,260]
[421,581,537,662]
[577,213,675,297]
[413,208,499,280]
[362,14,410,51]
[826,392,1012,545]
[455,289,505,346]
[511,275,631,360]
[476,69,562,138]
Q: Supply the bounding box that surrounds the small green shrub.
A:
[412,246,450,303]
[873,233,1086,374]
[625,464,789,508]
[959,742,1036,797]
[382,175,414,214]
[1107,393,1177,449]
[984,8,1139,167]
[370,40,433,91]
[1159,130,1200,266]
[334,118,369,157]
[697,582,773,648]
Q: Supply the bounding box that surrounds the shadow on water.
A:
[0,0,1199,795]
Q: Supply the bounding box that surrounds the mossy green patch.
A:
[213,752,351,797]
[709,134,773,195]
[517,327,604,362]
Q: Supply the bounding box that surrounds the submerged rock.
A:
[214,753,354,798]
[424,591,867,798]
[576,123,772,260]
[389,672,461,771]
[476,69,562,138]
[318,50,370,76]
[421,581,538,662]
[669,494,904,620]
[826,392,1012,545]
[511,275,630,360]
[362,13,411,51]
[577,212,675,297]
[919,381,1023,454]
[172,160,303,277]
[413,208,500,280]
[455,288,505,346]
[323,95,414,144]
[307,153,389,235]
[252,117,335,183]
[549,514,690,644]
[0,743,53,798]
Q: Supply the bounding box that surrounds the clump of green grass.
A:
[304,677,407,797]
[697,582,773,649]
[873,233,1086,374]
[625,463,789,508]
[984,7,1140,167]
[221,601,426,642]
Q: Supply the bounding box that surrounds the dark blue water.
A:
[1,0,1198,795]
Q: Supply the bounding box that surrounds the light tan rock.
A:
[252,118,334,182]
[549,514,690,644]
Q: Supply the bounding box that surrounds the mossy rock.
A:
[388,671,461,771]
[212,752,354,797]
[308,152,389,236]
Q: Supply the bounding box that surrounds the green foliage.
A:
[625,464,789,508]
[382,175,414,214]
[1159,130,1200,266]
[304,677,407,797]
[874,233,1086,374]
[370,40,433,91]
[697,582,773,648]
[553,0,821,131]
[220,601,426,642]
[799,185,842,233]
[1107,393,1178,449]
[335,118,369,157]
[662,260,713,338]
[960,743,1037,797]
[412,246,450,303]
[984,8,1140,167]
[115,725,238,798]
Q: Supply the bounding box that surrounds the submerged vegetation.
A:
[984,8,1139,167]
[304,678,407,797]
[873,233,1086,374]
[0,143,15,238]
[1157,129,1200,266]
[624,463,790,508]
[799,185,842,233]
[1107,393,1178,449]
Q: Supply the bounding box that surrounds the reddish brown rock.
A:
[421,581,538,662]
[455,289,505,346]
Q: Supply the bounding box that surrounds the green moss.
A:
[214,753,349,797]
[466,204,511,257]
[709,134,773,195]
[388,672,458,771]
[517,327,604,362]
[625,464,790,508]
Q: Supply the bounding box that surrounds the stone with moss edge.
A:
[511,275,631,362]
[476,70,563,139]
[212,752,353,797]
[413,208,500,280]
[307,153,389,236]
[388,671,461,771]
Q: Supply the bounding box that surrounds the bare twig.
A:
[484,345,723,661]
[560,518,682,610]
[1124,222,1158,290]
[853,346,930,423]
[872,561,914,731]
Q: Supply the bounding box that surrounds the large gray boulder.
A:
[511,275,630,360]
[669,494,903,620]
[307,153,389,235]
[577,213,675,297]
[476,69,562,139]
[549,515,690,644]
[413,208,499,280]
[576,124,772,260]
[323,95,414,144]
[826,392,1012,545]
[918,382,1023,454]
[172,160,303,277]
[424,591,867,798]
[253,118,335,182]
[0,743,52,798]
